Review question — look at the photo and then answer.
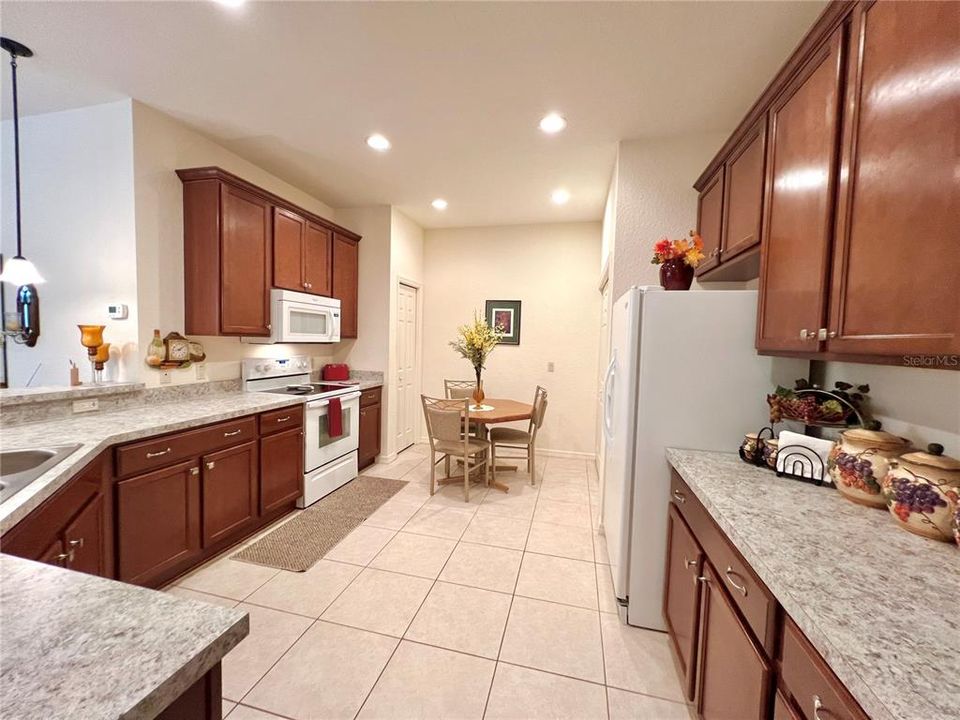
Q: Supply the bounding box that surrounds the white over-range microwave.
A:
[242,289,341,344]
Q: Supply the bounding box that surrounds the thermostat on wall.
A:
[107,303,128,320]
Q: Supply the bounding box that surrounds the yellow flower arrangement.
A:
[449,312,504,382]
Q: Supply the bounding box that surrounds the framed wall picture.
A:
[485,300,521,345]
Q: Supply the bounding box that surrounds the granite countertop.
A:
[666,448,960,720]
[0,391,306,534]
[0,555,248,720]
[357,379,383,390]
[0,382,146,406]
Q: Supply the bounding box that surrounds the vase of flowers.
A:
[449,313,504,407]
[651,232,705,290]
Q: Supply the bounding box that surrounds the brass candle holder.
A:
[77,324,106,384]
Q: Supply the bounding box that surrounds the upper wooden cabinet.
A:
[721,118,766,264]
[757,28,845,354]
[332,232,359,339]
[695,169,724,277]
[826,0,959,358]
[178,167,360,338]
[273,207,333,297]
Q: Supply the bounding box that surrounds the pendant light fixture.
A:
[1,37,42,347]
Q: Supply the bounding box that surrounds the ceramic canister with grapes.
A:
[828,429,911,508]
[881,444,960,543]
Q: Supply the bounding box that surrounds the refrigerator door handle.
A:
[602,352,616,442]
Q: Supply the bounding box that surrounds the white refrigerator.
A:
[600,287,806,630]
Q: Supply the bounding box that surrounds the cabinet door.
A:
[63,494,104,577]
[304,222,332,296]
[756,28,845,353]
[260,428,304,515]
[827,0,960,358]
[220,183,272,335]
[332,232,359,338]
[721,119,766,263]
[117,460,201,586]
[696,562,772,720]
[358,402,381,470]
[695,169,724,276]
[273,207,305,292]
[663,503,703,701]
[774,690,803,720]
[201,441,258,548]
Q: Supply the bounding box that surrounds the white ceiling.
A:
[2,0,824,229]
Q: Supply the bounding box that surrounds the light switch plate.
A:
[547,361,555,372]
[73,399,99,413]
[195,363,206,380]
[159,371,172,385]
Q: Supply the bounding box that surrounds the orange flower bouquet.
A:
[650,231,704,291]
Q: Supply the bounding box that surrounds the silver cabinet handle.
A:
[223,429,242,437]
[68,538,84,549]
[696,575,709,585]
[724,566,748,596]
[672,489,686,504]
[146,447,172,458]
[799,328,809,340]
[275,416,291,423]
[813,695,824,720]
[190,467,200,476]
[684,557,697,569]
[828,330,837,338]
[53,552,71,566]
[206,461,216,470]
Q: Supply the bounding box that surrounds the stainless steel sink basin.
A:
[0,444,82,504]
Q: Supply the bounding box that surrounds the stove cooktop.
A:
[263,381,359,398]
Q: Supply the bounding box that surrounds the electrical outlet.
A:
[160,370,172,385]
[195,363,207,381]
[547,361,555,372]
[73,399,99,414]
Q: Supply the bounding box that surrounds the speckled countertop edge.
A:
[0,555,248,720]
[0,382,146,406]
[0,391,306,534]
[666,448,960,720]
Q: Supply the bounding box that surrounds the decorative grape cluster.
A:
[889,478,947,522]
[833,451,880,494]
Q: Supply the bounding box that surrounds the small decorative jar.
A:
[827,428,911,508]
[739,433,762,464]
[762,439,780,470]
[881,444,960,543]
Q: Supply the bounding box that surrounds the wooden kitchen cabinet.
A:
[358,386,382,470]
[273,207,333,296]
[695,169,724,277]
[825,0,959,358]
[260,428,304,515]
[116,459,202,587]
[1,453,111,578]
[663,503,703,701]
[756,27,845,354]
[721,118,766,263]
[179,167,360,337]
[332,232,359,338]
[696,560,772,720]
[200,441,258,547]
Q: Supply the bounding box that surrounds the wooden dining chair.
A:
[489,386,548,486]
[421,395,491,502]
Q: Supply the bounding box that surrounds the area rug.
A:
[232,476,407,572]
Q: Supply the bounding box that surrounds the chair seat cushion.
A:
[435,438,490,456]
[490,427,532,444]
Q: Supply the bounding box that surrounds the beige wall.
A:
[422,222,602,457]
[131,101,346,385]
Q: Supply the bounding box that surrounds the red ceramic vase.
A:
[659,258,694,291]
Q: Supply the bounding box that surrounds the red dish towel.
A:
[328,396,343,438]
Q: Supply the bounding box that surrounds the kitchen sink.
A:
[0,444,82,504]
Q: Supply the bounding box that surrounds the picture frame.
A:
[485,300,521,345]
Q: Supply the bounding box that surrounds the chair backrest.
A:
[529,386,548,439]
[422,395,470,451]
[444,379,476,400]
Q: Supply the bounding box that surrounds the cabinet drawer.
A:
[259,405,304,436]
[116,416,257,478]
[780,616,868,720]
[360,387,381,408]
[670,470,777,653]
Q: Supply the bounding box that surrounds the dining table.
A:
[464,397,533,493]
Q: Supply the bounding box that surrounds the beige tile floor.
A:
[166,445,693,720]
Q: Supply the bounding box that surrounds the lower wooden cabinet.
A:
[260,428,304,514]
[697,560,772,719]
[201,441,258,547]
[358,386,382,470]
[663,503,703,700]
[116,459,202,587]
[62,494,105,576]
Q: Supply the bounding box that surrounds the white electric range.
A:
[242,357,361,507]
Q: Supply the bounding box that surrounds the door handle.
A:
[724,566,748,596]
[146,447,172,459]
[672,489,686,504]
[68,538,84,549]
[223,429,242,437]
[602,352,616,442]
[190,467,200,476]
[684,557,697,569]
[275,416,291,423]
[206,461,216,470]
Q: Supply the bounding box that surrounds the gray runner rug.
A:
[232,476,407,572]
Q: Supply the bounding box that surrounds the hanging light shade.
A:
[0,37,43,287]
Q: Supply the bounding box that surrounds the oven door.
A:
[278,300,338,343]
[304,391,361,472]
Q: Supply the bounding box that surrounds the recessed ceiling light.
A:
[539,112,567,134]
[431,198,448,211]
[551,188,571,205]
[212,0,246,8]
[366,133,391,152]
